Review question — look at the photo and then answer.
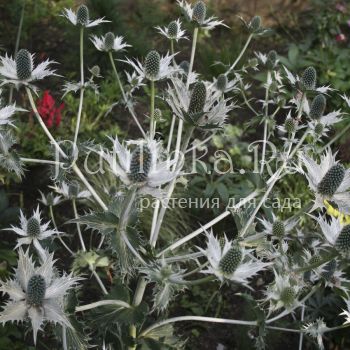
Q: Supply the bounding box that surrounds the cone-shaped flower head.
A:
[249,16,261,32]
[280,287,296,307]
[321,259,337,280]
[284,117,297,134]
[179,60,190,74]
[16,49,33,80]
[90,65,101,77]
[144,50,161,81]
[27,274,46,307]
[216,74,228,92]
[76,4,89,25]
[301,66,317,90]
[193,1,206,25]
[104,32,116,51]
[188,81,207,121]
[317,164,345,197]
[272,220,285,237]
[153,108,162,121]
[167,21,179,39]
[129,145,152,183]
[335,225,350,253]
[267,50,277,70]
[310,94,326,119]
[219,246,243,276]
[314,122,324,135]
[26,216,41,237]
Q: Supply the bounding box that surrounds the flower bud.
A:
[272,220,285,237]
[280,287,296,307]
[249,16,261,33]
[167,21,179,39]
[193,1,206,25]
[301,66,317,90]
[69,181,80,198]
[188,81,207,118]
[27,274,46,306]
[267,50,277,70]
[104,32,115,51]
[90,65,101,77]
[219,246,242,275]
[16,49,33,80]
[314,123,324,135]
[284,118,297,134]
[216,74,228,92]
[27,216,41,237]
[335,225,350,253]
[321,259,336,280]
[144,50,160,80]
[153,108,162,121]
[317,164,345,197]
[77,4,89,25]
[129,145,152,183]
[310,94,326,119]
[309,254,322,266]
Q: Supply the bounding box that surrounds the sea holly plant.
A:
[0,1,350,349]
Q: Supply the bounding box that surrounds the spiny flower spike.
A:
[216,74,228,92]
[0,50,57,89]
[301,66,317,91]
[168,21,179,39]
[310,94,326,119]
[272,220,285,237]
[335,225,350,254]
[280,287,296,307]
[90,33,130,53]
[219,245,243,276]
[156,19,187,42]
[104,32,116,51]
[129,145,152,183]
[267,50,278,70]
[188,81,207,121]
[249,16,261,32]
[284,117,297,134]
[144,50,161,81]
[317,164,345,197]
[192,1,207,25]
[62,5,109,28]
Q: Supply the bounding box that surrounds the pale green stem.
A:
[298,305,305,350]
[49,205,74,256]
[150,80,155,138]
[185,133,215,154]
[166,114,176,153]
[108,52,146,138]
[229,34,253,72]
[8,0,25,104]
[62,325,67,350]
[20,157,62,165]
[240,84,259,116]
[76,299,130,312]
[157,189,260,257]
[260,70,271,174]
[72,198,86,251]
[73,27,85,148]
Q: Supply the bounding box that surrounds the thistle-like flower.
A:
[166,77,234,129]
[297,149,350,213]
[177,0,227,30]
[212,73,238,94]
[198,230,270,287]
[303,318,329,350]
[0,249,80,344]
[50,181,91,200]
[0,50,57,89]
[314,215,350,254]
[5,206,61,260]
[122,50,177,82]
[61,5,109,27]
[98,137,179,197]
[38,191,62,207]
[259,213,298,239]
[90,33,131,52]
[156,19,188,42]
[265,271,303,311]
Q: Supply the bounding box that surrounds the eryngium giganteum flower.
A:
[177,0,227,30]
[297,149,350,213]
[97,137,179,197]
[61,5,109,28]
[90,32,131,52]
[156,19,188,42]
[0,249,80,344]
[166,77,234,129]
[0,49,57,89]
[197,230,270,287]
[122,50,177,82]
[0,89,25,127]
[4,206,61,261]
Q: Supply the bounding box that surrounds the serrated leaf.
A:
[70,211,118,235]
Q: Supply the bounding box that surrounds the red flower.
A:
[35,90,64,128]
[336,33,347,42]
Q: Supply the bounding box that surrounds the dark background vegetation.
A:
[0,0,350,348]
